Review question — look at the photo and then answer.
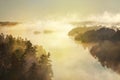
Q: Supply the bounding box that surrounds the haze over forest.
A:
[1,0,120,80]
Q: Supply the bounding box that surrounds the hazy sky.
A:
[0,0,120,21]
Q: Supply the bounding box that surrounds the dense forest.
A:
[74,27,120,42]
[0,33,53,80]
[68,26,99,37]
[69,27,120,74]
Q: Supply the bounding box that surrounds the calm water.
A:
[0,21,120,80]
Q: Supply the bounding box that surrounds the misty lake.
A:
[0,20,120,80]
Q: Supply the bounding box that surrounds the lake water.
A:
[0,20,120,80]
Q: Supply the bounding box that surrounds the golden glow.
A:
[1,17,120,80]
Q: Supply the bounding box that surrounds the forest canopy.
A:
[0,33,53,80]
[69,26,120,74]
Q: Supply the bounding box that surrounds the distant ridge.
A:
[0,21,19,26]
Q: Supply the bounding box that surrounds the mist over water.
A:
[1,19,120,80]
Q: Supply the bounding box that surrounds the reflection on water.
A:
[0,21,120,80]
